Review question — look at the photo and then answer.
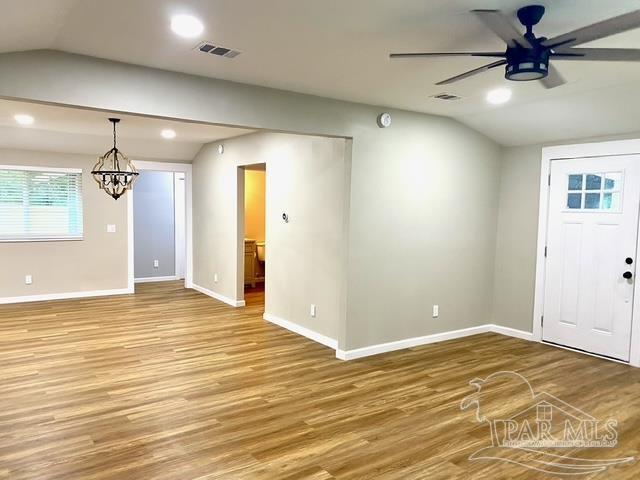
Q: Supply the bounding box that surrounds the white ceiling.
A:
[1,0,640,145]
[0,99,254,161]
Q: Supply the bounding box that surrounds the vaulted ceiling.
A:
[2,0,640,146]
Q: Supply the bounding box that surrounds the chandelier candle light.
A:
[92,118,139,200]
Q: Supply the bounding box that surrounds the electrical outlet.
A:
[310,304,317,317]
[106,224,116,233]
[432,305,439,318]
[153,260,159,268]
[214,273,218,283]
[25,275,33,285]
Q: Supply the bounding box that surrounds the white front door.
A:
[543,155,640,361]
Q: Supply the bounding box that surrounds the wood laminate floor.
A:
[1,282,639,479]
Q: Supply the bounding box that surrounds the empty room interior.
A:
[4,1,640,478]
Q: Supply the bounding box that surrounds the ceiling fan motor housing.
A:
[505,44,550,81]
[505,5,549,81]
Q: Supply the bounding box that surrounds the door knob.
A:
[623,271,633,279]
[626,257,634,265]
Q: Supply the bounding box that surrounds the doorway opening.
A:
[133,170,187,284]
[240,164,266,309]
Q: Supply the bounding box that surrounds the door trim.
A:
[533,139,640,367]
[128,160,193,292]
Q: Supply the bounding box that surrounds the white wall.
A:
[193,132,349,341]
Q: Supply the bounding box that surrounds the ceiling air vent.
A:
[194,42,242,59]
[430,93,462,101]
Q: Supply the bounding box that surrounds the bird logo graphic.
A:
[460,371,634,476]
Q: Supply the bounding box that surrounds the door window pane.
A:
[602,192,621,210]
[585,193,601,209]
[568,174,583,191]
[567,193,582,209]
[604,173,622,191]
[585,174,602,190]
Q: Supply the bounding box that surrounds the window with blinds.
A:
[0,166,83,241]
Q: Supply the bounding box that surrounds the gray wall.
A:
[134,171,175,279]
[345,122,501,349]
[193,132,349,341]
[491,146,541,332]
[0,50,502,351]
[0,148,128,298]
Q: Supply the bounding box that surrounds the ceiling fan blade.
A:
[543,9,640,48]
[540,64,566,89]
[472,10,533,49]
[390,52,505,59]
[553,48,640,62]
[436,60,506,85]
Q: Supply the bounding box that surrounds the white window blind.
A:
[0,166,83,241]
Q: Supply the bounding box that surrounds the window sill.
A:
[0,237,84,243]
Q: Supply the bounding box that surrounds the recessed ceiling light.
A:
[486,88,512,105]
[161,129,176,139]
[14,114,34,125]
[171,14,204,38]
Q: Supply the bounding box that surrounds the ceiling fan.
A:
[390,5,640,88]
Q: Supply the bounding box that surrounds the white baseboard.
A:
[191,283,245,307]
[489,324,534,341]
[263,312,338,350]
[135,276,180,284]
[0,287,134,305]
[335,324,534,360]
[336,325,490,360]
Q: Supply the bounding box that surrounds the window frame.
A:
[563,171,624,213]
[0,164,84,243]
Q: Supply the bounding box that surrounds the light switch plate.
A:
[107,224,116,233]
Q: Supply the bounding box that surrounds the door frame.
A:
[533,139,640,367]
[127,160,193,291]
[236,163,267,304]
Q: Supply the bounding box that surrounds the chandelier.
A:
[92,118,138,200]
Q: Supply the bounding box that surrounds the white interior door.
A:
[543,155,640,361]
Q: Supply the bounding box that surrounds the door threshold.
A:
[542,340,630,365]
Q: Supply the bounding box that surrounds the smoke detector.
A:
[194,42,242,59]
